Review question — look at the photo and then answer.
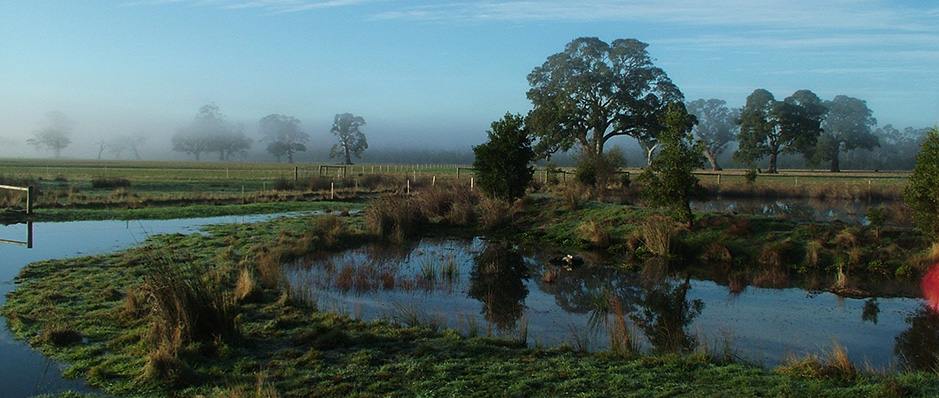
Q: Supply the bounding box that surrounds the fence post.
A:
[330,182,335,200]
[407,179,410,195]
[470,177,474,190]
[26,186,33,215]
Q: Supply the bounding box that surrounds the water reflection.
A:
[862,298,880,324]
[631,274,705,353]
[468,242,529,331]
[287,237,929,369]
[0,221,32,248]
[895,304,939,371]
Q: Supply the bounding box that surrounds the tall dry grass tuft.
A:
[138,254,239,384]
[777,340,859,382]
[234,267,263,303]
[478,196,514,229]
[311,215,344,247]
[364,195,427,243]
[641,214,676,257]
[254,249,285,289]
[579,221,612,249]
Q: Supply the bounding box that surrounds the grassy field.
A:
[0,159,910,215]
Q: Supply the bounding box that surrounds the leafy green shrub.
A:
[904,127,939,239]
[472,113,535,201]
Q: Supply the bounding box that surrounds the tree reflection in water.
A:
[468,241,530,331]
[862,298,879,324]
[631,273,705,353]
[895,304,939,371]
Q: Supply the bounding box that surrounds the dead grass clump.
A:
[364,194,427,243]
[445,199,477,226]
[234,267,263,303]
[641,214,677,257]
[833,228,858,248]
[142,258,239,349]
[579,221,612,249]
[311,215,344,247]
[702,242,732,264]
[777,341,859,382]
[725,216,751,237]
[255,249,285,289]
[478,196,513,229]
[758,239,800,269]
[559,184,583,211]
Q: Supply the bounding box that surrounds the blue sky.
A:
[1,1,937,160]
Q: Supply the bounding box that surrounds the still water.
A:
[287,237,931,370]
[0,213,313,398]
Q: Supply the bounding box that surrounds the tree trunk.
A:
[344,149,352,165]
[645,143,659,166]
[829,152,841,172]
[768,151,778,173]
[287,152,294,164]
[704,150,722,171]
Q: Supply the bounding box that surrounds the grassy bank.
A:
[5,197,939,396]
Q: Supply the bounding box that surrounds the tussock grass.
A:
[641,214,677,257]
[579,220,612,249]
[364,194,426,243]
[478,196,513,229]
[777,340,860,383]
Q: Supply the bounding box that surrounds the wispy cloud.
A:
[125,0,377,13]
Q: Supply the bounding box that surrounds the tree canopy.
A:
[27,111,73,158]
[330,113,367,165]
[733,89,827,173]
[686,99,738,171]
[259,114,309,163]
[815,95,878,172]
[172,104,251,161]
[526,37,683,159]
[472,113,536,201]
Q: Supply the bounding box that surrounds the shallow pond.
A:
[0,213,316,398]
[287,237,935,370]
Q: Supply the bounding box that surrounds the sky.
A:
[1,0,938,161]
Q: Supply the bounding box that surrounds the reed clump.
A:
[364,194,427,243]
[137,254,239,384]
[641,214,677,257]
[777,341,860,383]
[478,196,514,229]
[579,220,612,249]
